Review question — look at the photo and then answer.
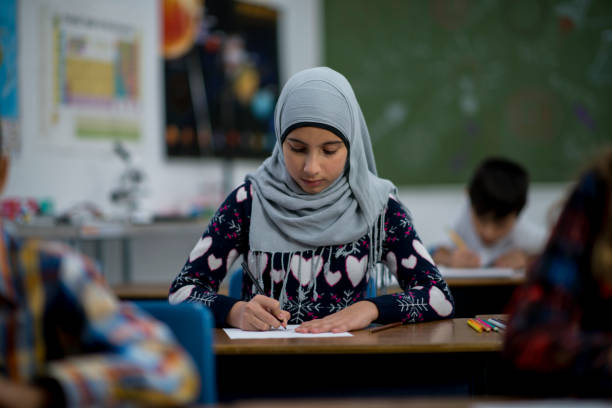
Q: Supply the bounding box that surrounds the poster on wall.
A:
[38,1,145,150]
[0,0,20,153]
[162,0,280,158]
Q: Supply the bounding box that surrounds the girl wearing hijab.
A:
[169,67,454,332]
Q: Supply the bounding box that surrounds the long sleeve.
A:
[370,198,455,324]
[13,239,199,407]
[169,182,251,326]
[503,170,612,394]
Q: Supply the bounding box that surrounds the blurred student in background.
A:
[432,157,546,269]
[504,149,612,397]
[0,137,199,407]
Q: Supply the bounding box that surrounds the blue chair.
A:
[229,268,378,298]
[133,300,217,405]
[229,268,243,299]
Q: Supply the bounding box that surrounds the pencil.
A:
[467,319,483,333]
[242,261,265,295]
[486,318,504,331]
[489,318,507,330]
[369,321,402,334]
[448,229,467,249]
[241,261,286,330]
[474,318,493,332]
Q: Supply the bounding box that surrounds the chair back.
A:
[134,300,217,405]
[229,268,243,299]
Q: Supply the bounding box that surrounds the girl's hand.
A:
[295,300,379,333]
[227,295,290,331]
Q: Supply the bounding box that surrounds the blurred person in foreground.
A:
[504,149,612,397]
[0,136,199,406]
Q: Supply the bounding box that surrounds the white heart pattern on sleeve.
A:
[236,185,248,203]
[401,255,417,269]
[189,236,212,262]
[169,285,195,305]
[207,254,223,271]
[428,286,453,317]
[412,239,435,265]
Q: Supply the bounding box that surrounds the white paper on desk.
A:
[438,266,522,278]
[223,324,353,339]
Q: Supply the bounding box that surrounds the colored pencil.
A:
[467,319,483,333]
[369,321,402,334]
[474,318,493,332]
[486,318,505,331]
[489,318,507,329]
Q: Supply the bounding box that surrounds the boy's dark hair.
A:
[468,157,528,219]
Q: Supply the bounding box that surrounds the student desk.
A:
[376,270,525,319]
[113,274,522,318]
[214,318,506,401]
[444,272,525,318]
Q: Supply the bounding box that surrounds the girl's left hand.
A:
[295,300,379,333]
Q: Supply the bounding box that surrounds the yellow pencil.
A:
[467,318,483,333]
[448,229,467,250]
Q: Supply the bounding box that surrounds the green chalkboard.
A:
[324,0,612,185]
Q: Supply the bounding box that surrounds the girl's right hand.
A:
[227,295,290,331]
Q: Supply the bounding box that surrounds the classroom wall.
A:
[6,0,566,285]
[7,0,321,216]
[6,0,322,284]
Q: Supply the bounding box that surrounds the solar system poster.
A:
[162,0,279,159]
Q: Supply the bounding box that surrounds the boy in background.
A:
[432,157,546,269]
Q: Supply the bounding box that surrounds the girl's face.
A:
[282,126,348,194]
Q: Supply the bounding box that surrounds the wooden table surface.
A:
[113,273,524,299]
[214,317,503,355]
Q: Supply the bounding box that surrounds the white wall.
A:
[8,0,322,216]
[7,0,565,284]
[7,0,323,284]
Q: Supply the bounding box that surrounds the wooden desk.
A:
[114,275,520,318]
[444,273,525,287]
[380,271,524,318]
[214,318,506,401]
[214,318,502,355]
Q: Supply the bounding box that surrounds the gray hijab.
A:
[246,67,396,253]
